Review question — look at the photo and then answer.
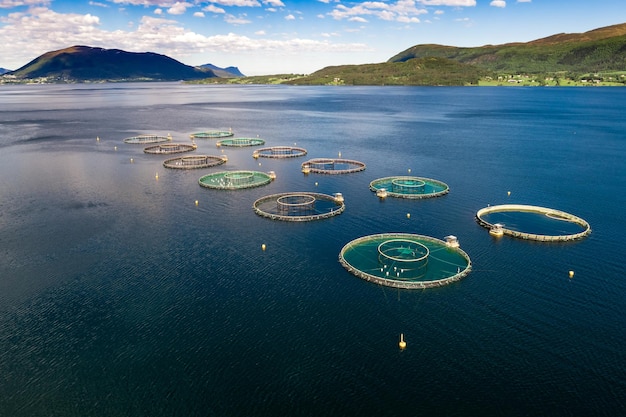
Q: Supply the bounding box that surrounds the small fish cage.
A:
[199,170,274,190]
[123,134,172,144]
[163,155,227,170]
[189,130,234,139]
[144,143,196,155]
[301,158,366,174]
[252,146,307,159]
[217,137,265,147]
[253,192,345,221]
[369,176,449,199]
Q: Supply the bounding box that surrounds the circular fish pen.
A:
[123,134,172,144]
[370,176,449,199]
[189,130,234,139]
[253,146,307,159]
[339,233,471,289]
[144,143,196,155]
[253,192,345,221]
[199,170,273,190]
[217,137,265,147]
[476,204,591,241]
[163,155,227,170]
[301,158,366,174]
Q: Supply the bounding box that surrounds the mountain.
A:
[0,68,10,75]
[388,22,626,74]
[5,45,215,82]
[200,64,244,78]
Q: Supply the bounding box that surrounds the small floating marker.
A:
[130,158,134,163]
[315,182,318,186]
[569,270,574,278]
[262,243,266,251]
[114,146,117,151]
[406,213,411,219]
[155,172,159,180]
[96,136,100,142]
[507,191,511,196]
[399,333,407,350]
[258,162,262,166]
[195,200,199,206]
[338,151,342,157]
[408,168,411,173]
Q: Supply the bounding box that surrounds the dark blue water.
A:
[1,83,625,416]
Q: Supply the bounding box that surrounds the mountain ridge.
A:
[5,45,215,82]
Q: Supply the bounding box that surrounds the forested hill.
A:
[5,46,214,82]
[388,22,626,74]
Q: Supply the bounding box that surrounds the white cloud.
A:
[0,0,50,6]
[284,14,295,20]
[208,0,261,6]
[418,0,475,5]
[490,0,506,7]
[154,7,162,14]
[168,1,191,15]
[224,13,251,24]
[329,0,427,24]
[263,0,284,6]
[194,11,205,17]
[203,4,226,13]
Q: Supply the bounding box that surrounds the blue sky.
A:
[0,0,624,75]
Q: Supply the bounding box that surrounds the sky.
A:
[0,0,625,76]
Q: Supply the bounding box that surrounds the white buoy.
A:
[569,270,574,278]
[195,200,199,206]
[130,158,134,163]
[114,146,117,151]
[315,182,318,186]
[507,191,511,196]
[338,151,342,157]
[399,333,407,350]
[408,168,411,173]
[96,136,100,142]
[262,243,266,251]
[155,172,159,180]
[406,213,411,219]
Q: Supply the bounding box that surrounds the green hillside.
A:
[389,23,626,74]
[283,57,485,86]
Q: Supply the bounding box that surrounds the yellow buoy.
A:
[399,333,407,350]
[195,200,199,206]
[406,213,411,219]
[569,270,574,278]
[507,191,511,196]
[155,173,159,180]
[261,243,266,251]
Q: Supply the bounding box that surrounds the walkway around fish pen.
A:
[475,204,591,241]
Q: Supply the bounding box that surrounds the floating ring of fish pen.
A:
[189,131,234,139]
[369,176,449,199]
[217,137,265,147]
[301,158,366,174]
[163,155,227,170]
[339,233,471,289]
[475,204,591,241]
[253,192,345,221]
[123,134,172,144]
[199,170,273,190]
[144,143,196,155]
[252,146,307,159]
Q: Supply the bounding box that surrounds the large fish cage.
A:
[369,176,449,199]
[253,192,345,221]
[163,155,228,170]
[301,158,366,174]
[199,170,274,190]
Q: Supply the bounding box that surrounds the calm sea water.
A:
[1,83,625,416]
